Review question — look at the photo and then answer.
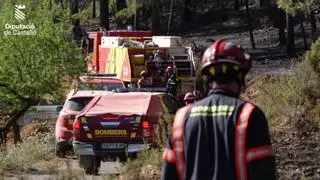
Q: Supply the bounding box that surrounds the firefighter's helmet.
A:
[201,39,251,76]
[140,70,148,77]
[166,66,173,73]
[184,92,195,102]
[165,66,174,76]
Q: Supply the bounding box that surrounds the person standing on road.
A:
[161,39,276,180]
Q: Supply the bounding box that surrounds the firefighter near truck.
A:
[83,30,197,98]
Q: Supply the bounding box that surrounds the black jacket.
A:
[161,89,276,180]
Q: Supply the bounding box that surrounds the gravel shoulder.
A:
[3,157,121,180]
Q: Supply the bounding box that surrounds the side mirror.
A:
[56,105,63,112]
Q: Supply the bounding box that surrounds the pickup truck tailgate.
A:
[84,114,146,142]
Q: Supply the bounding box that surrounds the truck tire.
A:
[79,155,101,175]
[128,153,137,160]
[119,155,127,162]
[55,144,66,158]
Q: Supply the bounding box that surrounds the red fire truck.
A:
[83,30,197,97]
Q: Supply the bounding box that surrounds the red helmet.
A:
[165,66,173,73]
[184,92,195,101]
[201,39,251,76]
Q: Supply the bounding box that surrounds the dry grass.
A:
[113,150,162,180]
[37,158,62,173]
[0,120,56,179]
[0,134,55,172]
[114,114,174,180]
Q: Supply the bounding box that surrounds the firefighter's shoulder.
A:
[174,104,193,122]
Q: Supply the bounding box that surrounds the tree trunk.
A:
[167,0,174,35]
[117,0,126,11]
[286,13,296,57]
[300,20,308,50]
[92,0,96,18]
[151,0,161,35]
[256,0,271,8]
[309,11,317,42]
[0,127,7,150]
[0,104,32,145]
[32,0,38,9]
[71,0,79,14]
[183,0,192,22]
[133,0,140,30]
[234,0,239,10]
[134,10,140,30]
[71,0,82,41]
[245,0,255,49]
[12,122,22,144]
[100,0,109,30]
[279,9,286,45]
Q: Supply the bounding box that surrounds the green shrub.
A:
[252,38,320,131]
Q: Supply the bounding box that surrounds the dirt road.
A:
[4,157,121,180]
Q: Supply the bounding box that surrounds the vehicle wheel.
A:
[128,153,137,160]
[55,144,66,158]
[79,155,101,175]
[119,155,127,162]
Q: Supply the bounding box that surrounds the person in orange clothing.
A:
[137,70,153,88]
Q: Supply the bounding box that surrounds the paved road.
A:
[16,105,60,126]
[5,158,122,180]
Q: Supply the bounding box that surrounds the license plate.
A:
[101,143,125,149]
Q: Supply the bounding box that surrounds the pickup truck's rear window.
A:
[67,97,93,111]
[78,83,123,91]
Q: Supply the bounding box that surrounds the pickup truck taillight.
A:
[73,119,82,139]
[142,121,150,129]
[61,114,76,130]
[142,119,152,137]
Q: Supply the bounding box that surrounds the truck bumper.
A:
[73,141,150,156]
[73,141,95,155]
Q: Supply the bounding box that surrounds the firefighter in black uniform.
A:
[161,39,276,180]
[166,66,179,96]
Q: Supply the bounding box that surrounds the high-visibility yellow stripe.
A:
[189,105,234,117]
[191,105,234,114]
[222,64,228,74]
[189,112,233,117]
